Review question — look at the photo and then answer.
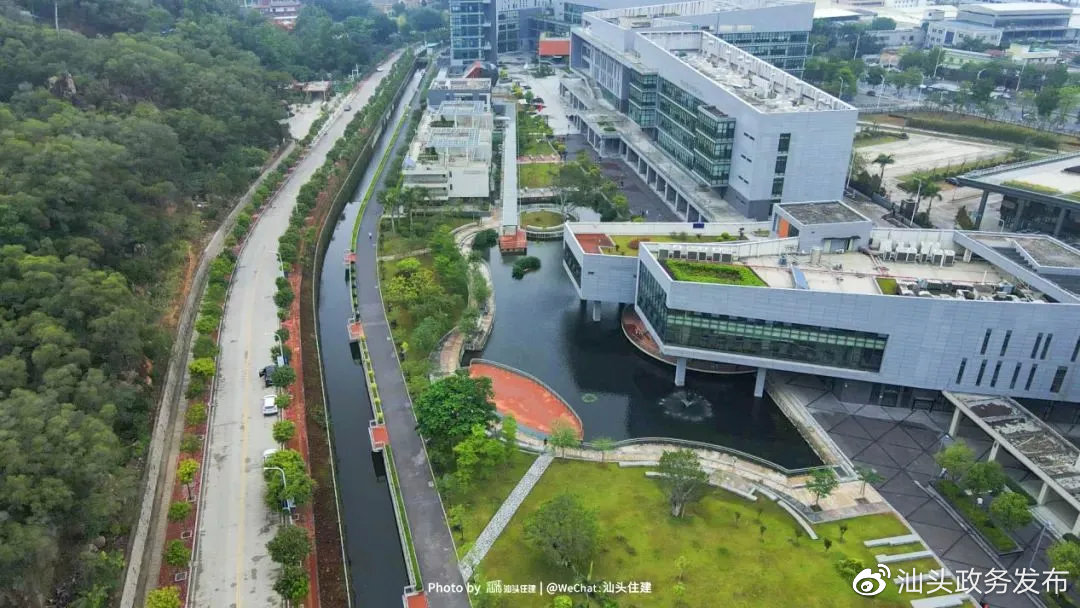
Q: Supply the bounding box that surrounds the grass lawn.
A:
[518,162,560,188]
[448,450,537,558]
[663,260,766,286]
[476,460,942,607]
[605,233,740,256]
[519,210,565,228]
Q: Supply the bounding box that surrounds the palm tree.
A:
[380,187,400,233]
[400,187,431,229]
[921,181,943,218]
[872,153,895,181]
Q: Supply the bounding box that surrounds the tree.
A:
[167,501,192,523]
[856,465,884,498]
[267,525,311,565]
[552,596,573,608]
[872,153,895,181]
[500,415,518,455]
[263,449,316,509]
[870,16,896,30]
[414,372,497,454]
[963,461,1007,495]
[524,493,598,575]
[188,357,216,380]
[273,420,296,445]
[823,537,833,553]
[273,564,310,602]
[935,441,975,481]
[548,418,579,455]
[990,492,1032,531]
[177,458,199,500]
[271,365,297,388]
[1049,540,1080,583]
[453,424,507,487]
[164,540,191,568]
[1036,87,1062,119]
[592,437,617,463]
[145,587,182,608]
[657,449,709,518]
[806,468,839,507]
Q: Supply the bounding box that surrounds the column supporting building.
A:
[949,407,961,436]
[675,357,687,387]
[754,367,766,398]
[591,300,602,322]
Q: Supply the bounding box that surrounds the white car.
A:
[261,394,278,416]
[375,66,385,72]
[262,447,279,463]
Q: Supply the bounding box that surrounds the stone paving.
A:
[780,373,1044,608]
[459,453,555,581]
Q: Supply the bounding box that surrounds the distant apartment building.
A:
[565,2,857,220]
[451,0,815,77]
[926,2,1076,48]
[245,0,303,28]
[402,99,494,201]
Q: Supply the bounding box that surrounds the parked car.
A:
[259,365,276,388]
[262,447,279,463]
[345,104,352,111]
[261,394,279,416]
[946,177,960,186]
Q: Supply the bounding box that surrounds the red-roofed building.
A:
[538,35,570,61]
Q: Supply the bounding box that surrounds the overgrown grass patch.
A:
[663,260,766,286]
[476,460,943,607]
[518,163,560,188]
[605,233,740,256]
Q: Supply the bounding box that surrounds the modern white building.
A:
[402,100,494,201]
[926,2,1077,48]
[561,202,1080,405]
[565,2,857,220]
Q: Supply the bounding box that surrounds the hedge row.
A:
[935,480,1017,552]
[905,116,1061,149]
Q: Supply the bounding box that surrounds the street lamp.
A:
[852,33,863,60]
[809,42,820,57]
[916,74,926,104]
[1015,61,1027,93]
[838,75,846,100]
[931,56,944,80]
[263,466,290,520]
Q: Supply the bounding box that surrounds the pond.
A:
[469,239,820,469]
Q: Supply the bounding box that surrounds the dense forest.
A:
[0,0,438,605]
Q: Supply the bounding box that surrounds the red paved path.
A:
[469,362,583,438]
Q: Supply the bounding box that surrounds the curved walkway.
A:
[469,361,584,439]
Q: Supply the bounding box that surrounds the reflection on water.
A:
[470,240,820,469]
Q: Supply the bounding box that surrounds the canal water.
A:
[471,239,821,469]
[315,71,422,606]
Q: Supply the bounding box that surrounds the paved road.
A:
[352,87,472,608]
[190,51,402,608]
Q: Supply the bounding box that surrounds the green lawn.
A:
[475,461,941,607]
[519,210,565,228]
[449,450,537,558]
[518,162,560,188]
[664,260,766,286]
[604,233,740,256]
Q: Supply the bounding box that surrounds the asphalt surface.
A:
[352,93,472,608]
[189,51,402,608]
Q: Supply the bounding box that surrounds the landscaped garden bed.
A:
[603,233,741,256]
[663,259,766,286]
[933,479,1019,553]
[474,460,944,607]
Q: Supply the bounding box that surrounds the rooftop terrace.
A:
[780,201,869,225]
[962,153,1080,199]
[430,77,491,92]
[948,393,1080,507]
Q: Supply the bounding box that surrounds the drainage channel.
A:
[315,69,422,607]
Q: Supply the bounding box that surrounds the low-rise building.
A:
[246,0,303,28]
[427,70,493,106]
[926,2,1076,48]
[402,100,494,201]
